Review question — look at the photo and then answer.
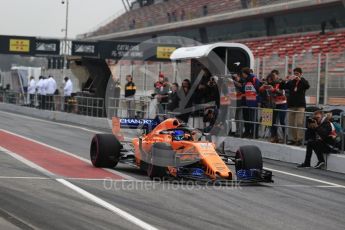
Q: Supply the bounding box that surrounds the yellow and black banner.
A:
[9,39,30,52]
[156,46,176,59]
[0,35,35,55]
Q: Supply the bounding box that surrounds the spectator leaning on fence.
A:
[207,76,220,109]
[297,110,337,169]
[177,79,192,123]
[167,82,180,113]
[154,73,170,114]
[271,70,288,143]
[230,73,244,136]
[283,67,310,146]
[125,74,136,117]
[241,67,261,138]
[27,76,36,107]
[260,71,288,143]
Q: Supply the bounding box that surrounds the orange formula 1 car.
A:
[90,117,273,183]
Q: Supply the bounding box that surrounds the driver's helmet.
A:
[172,130,184,141]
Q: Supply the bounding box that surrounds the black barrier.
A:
[99,41,178,61]
[99,41,140,59]
[0,35,179,61]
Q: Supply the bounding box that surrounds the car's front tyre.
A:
[90,134,121,168]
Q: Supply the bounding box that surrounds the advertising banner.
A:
[35,39,60,55]
[71,41,99,57]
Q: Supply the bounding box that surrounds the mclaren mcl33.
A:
[90,117,273,183]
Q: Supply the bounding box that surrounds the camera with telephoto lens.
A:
[307,118,316,123]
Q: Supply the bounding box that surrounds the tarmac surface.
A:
[0,110,345,230]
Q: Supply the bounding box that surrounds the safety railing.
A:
[225,106,311,142]
[224,106,344,154]
[107,97,153,119]
[0,91,105,118]
[75,96,105,117]
[0,91,23,105]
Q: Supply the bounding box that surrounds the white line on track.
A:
[57,179,158,230]
[264,167,345,189]
[267,184,344,188]
[0,129,137,181]
[0,145,158,230]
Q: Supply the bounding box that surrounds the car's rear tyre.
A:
[235,145,263,172]
[147,143,175,179]
[90,134,121,168]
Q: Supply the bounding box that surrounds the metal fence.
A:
[0,91,105,118]
[1,89,344,154]
[107,96,344,154]
[107,97,153,119]
[229,106,344,154]
[112,61,191,97]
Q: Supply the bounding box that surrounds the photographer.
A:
[203,109,223,135]
[230,73,244,136]
[259,73,287,143]
[241,67,261,138]
[283,67,310,146]
[207,77,220,109]
[297,111,337,169]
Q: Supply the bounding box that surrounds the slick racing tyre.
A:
[235,145,263,172]
[90,134,121,168]
[147,143,175,179]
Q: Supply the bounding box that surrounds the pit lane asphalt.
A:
[1,110,345,230]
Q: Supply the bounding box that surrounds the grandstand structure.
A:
[79,0,345,104]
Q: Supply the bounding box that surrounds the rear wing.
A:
[112,117,161,141]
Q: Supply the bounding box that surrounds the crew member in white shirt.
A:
[36,76,45,109]
[46,75,57,110]
[42,76,49,109]
[63,77,73,112]
[27,76,36,107]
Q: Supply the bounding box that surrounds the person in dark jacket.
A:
[297,110,337,169]
[241,67,261,138]
[177,79,192,123]
[154,73,170,114]
[283,67,310,146]
[125,75,136,117]
[167,82,180,113]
